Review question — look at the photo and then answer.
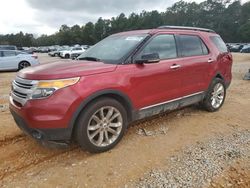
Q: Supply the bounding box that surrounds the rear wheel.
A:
[76,98,128,153]
[18,61,30,70]
[202,78,226,112]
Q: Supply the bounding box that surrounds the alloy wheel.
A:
[210,83,225,109]
[87,106,123,147]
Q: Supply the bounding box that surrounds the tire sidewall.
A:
[204,78,226,112]
[18,61,30,70]
[76,97,128,153]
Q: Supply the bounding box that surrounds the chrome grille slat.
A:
[12,82,33,94]
[13,80,32,89]
[11,77,38,106]
[13,91,26,98]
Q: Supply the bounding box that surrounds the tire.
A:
[18,61,30,70]
[65,54,70,59]
[201,78,226,112]
[75,97,128,153]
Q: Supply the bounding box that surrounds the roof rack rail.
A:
[158,25,215,33]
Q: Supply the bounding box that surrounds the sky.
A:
[0,0,248,36]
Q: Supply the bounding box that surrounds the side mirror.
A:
[135,53,160,64]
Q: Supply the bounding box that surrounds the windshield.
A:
[77,34,148,64]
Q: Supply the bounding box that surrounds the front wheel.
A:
[201,78,226,112]
[75,98,128,153]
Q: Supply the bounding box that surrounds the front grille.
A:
[11,77,38,106]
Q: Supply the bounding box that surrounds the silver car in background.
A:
[0,50,39,71]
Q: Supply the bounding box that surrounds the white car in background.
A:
[59,47,86,59]
[0,50,39,71]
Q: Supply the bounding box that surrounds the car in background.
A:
[48,49,58,57]
[0,45,17,50]
[48,47,66,57]
[60,47,86,59]
[71,45,91,59]
[229,44,244,52]
[17,47,34,54]
[0,50,39,71]
[240,45,250,53]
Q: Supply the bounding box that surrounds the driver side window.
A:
[137,34,177,60]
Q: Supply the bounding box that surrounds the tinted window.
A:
[210,36,228,53]
[179,35,208,57]
[138,34,177,60]
[0,46,16,50]
[2,51,16,57]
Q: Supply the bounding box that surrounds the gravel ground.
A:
[133,129,250,188]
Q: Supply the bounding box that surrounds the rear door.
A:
[0,51,18,70]
[176,34,211,96]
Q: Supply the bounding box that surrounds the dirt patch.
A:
[209,160,250,188]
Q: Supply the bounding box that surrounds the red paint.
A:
[10,29,232,130]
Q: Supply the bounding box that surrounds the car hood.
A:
[18,60,117,80]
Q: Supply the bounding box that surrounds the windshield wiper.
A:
[77,56,101,62]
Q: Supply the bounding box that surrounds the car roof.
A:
[113,26,217,37]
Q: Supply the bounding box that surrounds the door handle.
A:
[208,58,214,63]
[170,64,181,69]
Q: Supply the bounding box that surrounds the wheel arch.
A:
[214,72,224,81]
[69,89,135,138]
[18,60,30,69]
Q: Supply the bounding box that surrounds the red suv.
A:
[9,26,232,153]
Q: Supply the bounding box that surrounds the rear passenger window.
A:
[179,35,208,57]
[138,34,177,60]
[210,36,228,53]
[2,51,16,57]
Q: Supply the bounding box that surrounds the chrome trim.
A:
[12,82,33,94]
[140,91,204,110]
[207,58,214,63]
[170,64,181,69]
[11,77,38,106]
[11,92,27,106]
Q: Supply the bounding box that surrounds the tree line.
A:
[0,0,250,47]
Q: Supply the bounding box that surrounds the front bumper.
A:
[9,80,84,147]
[10,108,71,148]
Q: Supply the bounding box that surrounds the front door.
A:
[129,34,184,110]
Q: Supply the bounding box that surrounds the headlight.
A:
[30,77,80,99]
